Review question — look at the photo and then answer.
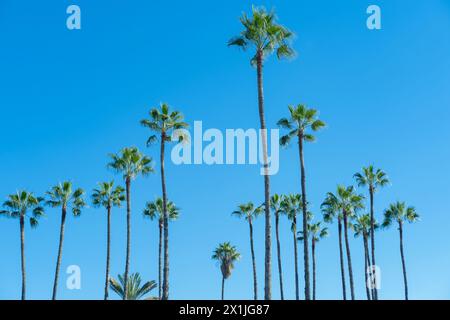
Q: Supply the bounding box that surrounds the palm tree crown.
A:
[354,165,389,192]
[0,191,44,226]
[143,198,180,222]
[322,185,365,218]
[92,181,125,210]
[46,182,85,215]
[109,273,157,300]
[232,202,263,221]
[107,147,154,181]
[212,242,241,280]
[352,214,378,237]
[298,222,328,243]
[383,202,419,227]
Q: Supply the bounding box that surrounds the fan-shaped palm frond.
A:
[109,273,157,300]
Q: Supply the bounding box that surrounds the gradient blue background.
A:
[1,0,449,300]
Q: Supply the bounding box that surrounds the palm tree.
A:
[270,194,285,300]
[143,197,179,300]
[354,165,389,299]
[212,242,240,300]
[382,202,419,300]
[109,273,157,300]
[322,185,364,300]
[351,214,378,300]
[232,202,262,300]
[108,147,154,299]
[0,191,44,300]
[91,181,125,300]
[298,221,328,300]
[229,6,295,300]
[46,181,85,300]
[140,103,187,300]
[278,104,325,300]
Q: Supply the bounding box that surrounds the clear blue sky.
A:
[1,0,450,300]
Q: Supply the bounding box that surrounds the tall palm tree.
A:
[354,165,389,299]
[212,242,240,300]
[109,273,157,300]
[270,194,285,300]
[278,104,325,300]
[46,181,85,300]
[322,185,364,300]
[0,191,44,300]
[351,214,378,300]
[140,103,187,300]
[298,221,328,300]
[108,147,154,299]
[232,202,262,300]
[229,6,295,300]
[143,197,179,300]
[91,181,125,300]
[382,202,419,300]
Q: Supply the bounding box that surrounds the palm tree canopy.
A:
[278,104,326,146]
[351,214,379,238]
[140,103,189,146]
[212,242,240,280]
[107,147,154,181]
[109,273,157,300]
[143,197,180,222]
[354,165,389,192]
[45,182,86,216]
[382,202,419,228]
[0,191,45,227]
[91,181,125,209]
[232,202,263,222]
[228,6,295,65]
[321,185,365,222]
[298,221,328,242]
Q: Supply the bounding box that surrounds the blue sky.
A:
[0,0,450,300]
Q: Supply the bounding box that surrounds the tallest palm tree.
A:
[229,6,295,300]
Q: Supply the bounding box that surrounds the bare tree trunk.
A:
[256,52,272,300]
[298,132,311,300]
[123,177,131,300]
[161,133,170,300]
[52,206,67,300]
[312,238,316,300]
[104,206,111,300]
[338,218,347,300]
[275,212,284,300]
[249,219,258,300]
[363,234,371,300]
[399,222,408,300]
[158,220,163,300]
[20,214,26,300]
[369,187,378,300]
[292,220,299,300]
[343,210,355,300]
[221,276,225,300]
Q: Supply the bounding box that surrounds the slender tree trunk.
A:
[52,206,67,300]
[104,206,111,300]
[369,187,378,300]
[338,218,347,300]
[20,214,26,300]
[123,177,131,300]
[256,52,272,300]
[363,234,371,300]
[161,133,170,300]
[298,132,311,300]
[312,238,316,300]
[292,220,299,300]
[343,210,355,300]
[221,276,225,300]
[249,219,258,300]
[399,222,408,300]
[275,212,284,300]
[158,220,163,300]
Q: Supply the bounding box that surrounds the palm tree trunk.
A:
[298,132,311,300]
[275,212,284,300]
[343,210,355,300]
[20,214,26,300]
[338,218,347,300]
[292,220,299,300]
[312,238,316,300]
[161,133,170,300]
[52,206,67,300]
[123,177,131,300]
[221,276,225,300]
[256,51,272,301]
[158,220,163,300]
[399,222,408,300]
[249,219,258,300]
[104,206,111,300]
[363,234,371,300]
[369,187,378,300]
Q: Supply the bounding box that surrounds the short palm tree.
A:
[383,202,419,300]
[212,242,240,300]
[229,6,295,300]
[140,103,187,300]
[0,191,44,300]
[46,181,85,300]
[270,194,285,300]
[91,181,125,300]
[109,272,157,300]
[278,104,325,300]
[108,147,154,299]
[298,221,328,300]
[232,202,263,300]
[143,197,179,300]
[354,165,389,299]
